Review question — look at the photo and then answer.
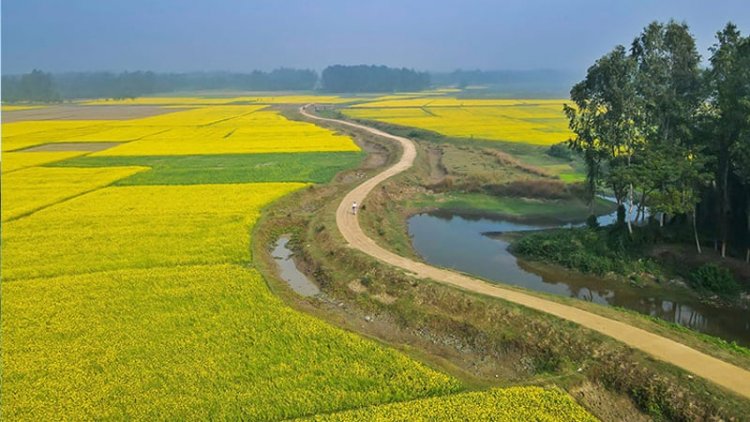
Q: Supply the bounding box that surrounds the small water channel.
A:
[272,235,320,297]
[408,210,750,346]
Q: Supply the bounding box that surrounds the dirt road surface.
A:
[300,105,750,400]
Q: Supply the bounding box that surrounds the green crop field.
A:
[53,151,364,185]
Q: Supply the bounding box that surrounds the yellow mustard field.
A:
[351,97,567,108]
[83,94,352,106]
[0,100,465,420]
[304,386,597,421]
[1,166,147,222]
[94,109,359,156]
[2,105,44,111]
[1,151,88,173]
[2,105,359,154]
[345,98,573,145]
[1,182,305,279]
[2,119,105,138]
[1,97,593,420]
[2,264,460,421]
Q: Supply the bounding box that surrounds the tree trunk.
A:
[692,207,702,254]
[719,151,730,258]
[627,183,634,235]
[637,191,648,224]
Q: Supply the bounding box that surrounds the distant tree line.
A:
[1,68,319,102]
[2,70,62,102]
[320,65,430,93]
[566,21,750,260]
[431,69,579,97]
[2,65,431,102]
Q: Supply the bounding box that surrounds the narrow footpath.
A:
[300,105,750,400]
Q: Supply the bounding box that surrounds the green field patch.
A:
[559,172,586,183]
[52,151,364,185]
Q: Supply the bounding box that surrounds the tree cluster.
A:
[567,21,750,260]
[320,65,430,93]
[1,70,61,102]
[2,68,319,101]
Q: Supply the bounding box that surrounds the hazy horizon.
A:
[3,0,750,76]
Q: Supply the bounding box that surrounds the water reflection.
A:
[407,211,750,346]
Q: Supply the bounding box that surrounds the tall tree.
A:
[705,23,750,257]
[565,45,640,228]
[631,21,704,230]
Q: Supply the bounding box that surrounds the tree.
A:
[320,65,430,93]
[647,145,712,252]
[733,133,750,261]
[565,45,640,229]
[629,21,704,234]
[705,23,750,257]
[2,69,60,102]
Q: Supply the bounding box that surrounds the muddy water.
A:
[272,236,320,297]
[408,211,750,346]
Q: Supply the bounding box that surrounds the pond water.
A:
[408,210,750,346]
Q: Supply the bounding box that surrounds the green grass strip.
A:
[51,151,364,185]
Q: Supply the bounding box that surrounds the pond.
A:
[408,210,750,346]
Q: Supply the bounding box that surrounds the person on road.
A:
[352,201,358,215]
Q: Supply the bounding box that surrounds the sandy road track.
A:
[300,105,750,400]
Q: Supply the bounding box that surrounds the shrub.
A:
[512,228,654,277]
[547,142,573,160]
[689,264,740,296]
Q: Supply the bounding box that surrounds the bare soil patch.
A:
[21,142,123,152]
[2,105,182,122]
[427,146,447,183]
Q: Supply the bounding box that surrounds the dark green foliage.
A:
[567,20,750,258]
[689,264,741,296]
[2,69,319,101]
[513,228,658,276]
[321,65,430,93]
[51,152,364,185]
[546,143,573,160]
[2,70,60,103]
[616,205,626,225]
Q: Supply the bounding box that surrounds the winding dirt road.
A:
[299,105,750,400]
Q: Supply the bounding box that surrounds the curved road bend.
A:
[299,104,750,400]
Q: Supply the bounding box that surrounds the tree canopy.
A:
[567,20,750,259]
[320,65,430,93]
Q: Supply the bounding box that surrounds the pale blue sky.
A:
[3,0,749,74]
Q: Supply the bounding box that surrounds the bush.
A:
[547,142,573,160]
[689,264,740,296]
[512,228,655,277]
